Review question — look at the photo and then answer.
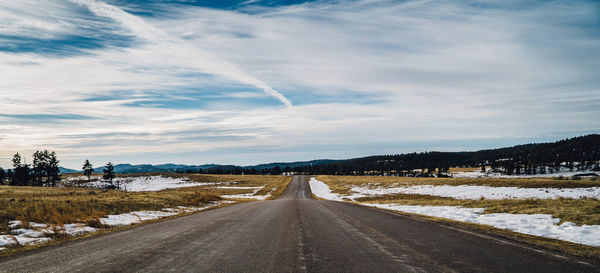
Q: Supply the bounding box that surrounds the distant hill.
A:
[294,134,600,176]
[59,167,81,174]
[59,160,344,174]
[59,134,599,176]
[244,159,343,171]
[89,163,220,174]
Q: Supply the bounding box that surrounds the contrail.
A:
[70,0,292,107]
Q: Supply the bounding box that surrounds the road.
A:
[1,175,598,272]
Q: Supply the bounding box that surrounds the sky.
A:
[0,0,599,169]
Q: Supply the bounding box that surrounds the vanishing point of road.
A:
[1,175,598,272]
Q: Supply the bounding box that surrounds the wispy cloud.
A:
[0,0,598,168]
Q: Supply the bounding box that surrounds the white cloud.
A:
[0,0,598,168]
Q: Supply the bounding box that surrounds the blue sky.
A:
[0,0,599,169]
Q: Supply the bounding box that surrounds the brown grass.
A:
[355,193,600,225]
[0,186,220,232]
[1,174,291,234]
[0,174,292,256]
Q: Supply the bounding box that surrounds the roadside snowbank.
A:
[364,203,600,247]
[99,205,224,227]
[350,184,600,200]
[309,177,344,201]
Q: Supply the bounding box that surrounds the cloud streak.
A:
[71,0,292,106]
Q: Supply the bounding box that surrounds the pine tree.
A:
[32,150,61,187]
[103,162,116,187]
[47,151,61,187]
[0,167,5,185]
[83,160,94,182]
[11,153,31,186]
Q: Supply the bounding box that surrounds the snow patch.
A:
[8,220,22,229]
[220,185,272,200]
[349,184,600,200]
[11,228,45,238]
[309,177,344,201]
[0,235,17,247]
[454,169,600,179]
[99,202,224,227]
[214,186,263,189]
[85,175,223,191]
[100,211,178,226]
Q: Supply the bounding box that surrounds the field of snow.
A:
[309,177,600,247]
[350,184,600,200]
[0,202,227,250]
[84,175,224,192]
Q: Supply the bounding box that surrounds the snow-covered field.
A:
[308,177,600,247]
[350,184,600,200]
[76,175,226,192]
[0,202,227,250]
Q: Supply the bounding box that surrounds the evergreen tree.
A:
[32,150,61,187]
[103,162,116,187]
[47,151,61,187]
[271,166,282,175]
[83,160,94,182]
[32,150,49,186]
[0,167,5,185]
[11,153,31,186]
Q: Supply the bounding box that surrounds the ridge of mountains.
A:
[59,160,341,174]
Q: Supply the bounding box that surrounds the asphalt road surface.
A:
[1,175,598,272]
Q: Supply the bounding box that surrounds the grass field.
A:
[316,175,600,195]
[316,175,600,225]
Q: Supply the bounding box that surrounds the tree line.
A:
[0,151,118,187]
[0,151,61,186]
[183,134,600,176]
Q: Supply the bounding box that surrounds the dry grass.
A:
[448,167,481,173]
[0,186,220,233]
[0,174,291,234]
